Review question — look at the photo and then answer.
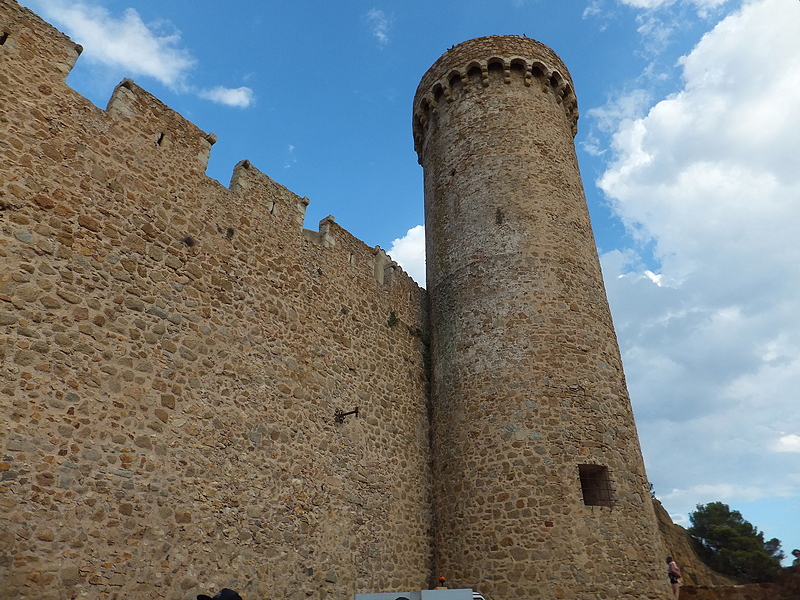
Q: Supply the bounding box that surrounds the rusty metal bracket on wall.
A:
[334,407,359,424]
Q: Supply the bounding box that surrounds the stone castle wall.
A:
[0,2,431,598]
[1,4,717,600]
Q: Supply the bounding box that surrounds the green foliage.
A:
[688,501,784,583]
[387,311,399,327]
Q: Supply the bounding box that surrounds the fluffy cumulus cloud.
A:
[597,0,800,519]
[25,0,253,106]
[387,225,426,286]
[27,0,195,87]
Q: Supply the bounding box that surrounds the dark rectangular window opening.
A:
[579,464,613,507]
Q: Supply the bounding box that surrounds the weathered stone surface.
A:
[0,4,430,600]
[416,36,669,600]
[0,4,703,600]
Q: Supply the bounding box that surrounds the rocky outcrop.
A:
[653,498,736,586]
[680,568,800,600]
[654,498,800,600]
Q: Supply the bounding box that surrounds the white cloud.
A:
[662,483,772,505]
[773,435,800,453]
[28,0,195,88]
[621,0,674,7]
[583,1,605,18]
[24,0,255,106]
[197,86,255,108]
[584,89,654,157]
[387,225,425,286]
[619,0,729,12]
[365,9,391,47]
[610,0,733,54]
[597,0,800,516]
[589,88,654,133]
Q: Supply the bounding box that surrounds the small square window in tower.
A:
[578,464,613,507]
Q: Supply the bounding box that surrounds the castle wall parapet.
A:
[106,78,218,176]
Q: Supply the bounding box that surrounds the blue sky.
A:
[20,0,800,564]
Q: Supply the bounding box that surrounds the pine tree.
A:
[688,501,784,582]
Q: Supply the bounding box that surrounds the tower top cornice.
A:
[413,36,579,156]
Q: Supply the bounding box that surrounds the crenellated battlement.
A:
[105,78,218,176]
[0,0,82,84]
[0,0,416,290]
[412,35,579,157]
[229,159,311,229]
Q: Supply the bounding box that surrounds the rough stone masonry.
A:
[415,36,669,600]
[1,1,671,599]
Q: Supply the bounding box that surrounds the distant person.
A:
[197,588,242,600]
[667,557,682,600]
[792,548,800,568]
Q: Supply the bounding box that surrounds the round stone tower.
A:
[414,36,670,599]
